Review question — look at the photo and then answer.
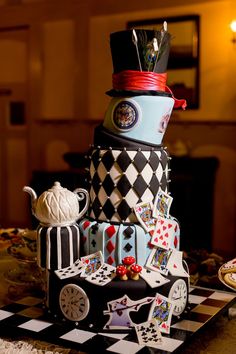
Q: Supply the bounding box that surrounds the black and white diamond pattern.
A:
[88,147,169,222]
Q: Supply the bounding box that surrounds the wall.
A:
[0,0,91,227]
[89,0,236,122]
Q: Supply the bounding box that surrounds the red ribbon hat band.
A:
[112,70,187,110]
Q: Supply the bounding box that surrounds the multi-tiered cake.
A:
[25,26,189,337]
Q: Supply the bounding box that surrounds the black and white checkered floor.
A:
[0,287,235,353]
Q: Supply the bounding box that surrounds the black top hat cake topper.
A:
[107,22,186,110]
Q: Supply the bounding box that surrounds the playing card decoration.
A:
[140,268,170,288]
[167,249,189,278]
[153,190,173,218]
[146,247,172,275]
[80,251,104,277]
[103,295,154,329]
[134,201,156,232]
[85,263,116,286]
[135,319,162,348]
[148,293,174,334]
[54,259,85,280]
[151,215,176,250]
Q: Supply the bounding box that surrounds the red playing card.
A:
[151,215,178,250]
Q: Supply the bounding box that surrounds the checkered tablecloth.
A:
[0,287,235,353]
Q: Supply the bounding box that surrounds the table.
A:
[0,254,236,353]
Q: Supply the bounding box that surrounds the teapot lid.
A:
[48,181,67,192]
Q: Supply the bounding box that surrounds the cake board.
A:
[0,286,235,353]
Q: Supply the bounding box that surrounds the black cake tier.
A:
[47,270,188,330]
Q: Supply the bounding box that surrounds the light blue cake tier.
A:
[103,95,174,145]
[79,218,180,267]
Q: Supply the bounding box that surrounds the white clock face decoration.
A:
[59,284,90,321]
[168,279,188,316]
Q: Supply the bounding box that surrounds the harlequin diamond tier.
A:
[87,146,170,223]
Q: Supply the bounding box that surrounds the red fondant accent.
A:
[106,225,116,238]
[112,70,187,110]
[113,70,167,92]
[107,256,115,265]
[174,236,178,248]
[83,220,90,230]
[106,240,115,254]
[165,85,187,110]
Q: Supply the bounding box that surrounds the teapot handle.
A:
[23,186,38,217]
[73,188,90,219]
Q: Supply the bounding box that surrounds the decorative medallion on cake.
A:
[112,98,141,131]
[158,110,171,133]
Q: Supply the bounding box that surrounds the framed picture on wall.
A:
[127,15,200,109]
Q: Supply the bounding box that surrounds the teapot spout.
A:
[23,186,38,216]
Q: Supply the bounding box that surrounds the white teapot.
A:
[23,181,89,226]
